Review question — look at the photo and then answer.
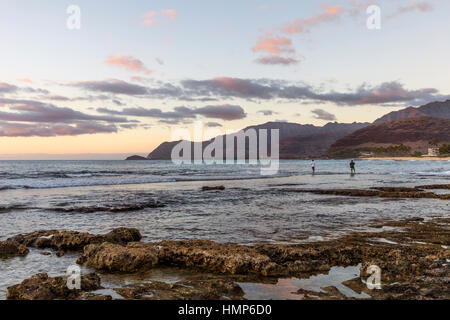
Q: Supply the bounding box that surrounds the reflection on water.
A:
[238,264,371,300]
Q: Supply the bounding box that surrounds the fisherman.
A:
[350,159,356,174]
[311,160,315,174]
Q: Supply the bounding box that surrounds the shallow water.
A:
[238,264,371,300]
[0,160,448,299]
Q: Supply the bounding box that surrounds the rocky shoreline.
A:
[281,184,450,200]
[1,215,448,300]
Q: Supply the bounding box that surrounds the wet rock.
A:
[202,186,225,191]
[73,218,449,300]
[283,188,448,200]
[372,187,423,192]
[115,278,244,300]
[78,240,278,276]
[8,227,141,253]
[157,240,278,276]
[76,242,158,273]
[0,241,29,259]
[415,184,450,190]
[6,273,102,300]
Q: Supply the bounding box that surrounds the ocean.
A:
[0,159,449,299]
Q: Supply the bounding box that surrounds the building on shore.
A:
[426,148,440,157]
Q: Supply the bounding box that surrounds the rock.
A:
[115,278,244,300]
[157,240,278,276]
[283,188,448,200]
[104,227,142,244]
[78,240,278,276]
[50,217,450,300]
[415,184,450,190]
[202,186,225,191]
[8,227,141,253]
[6,273,102,300]
[40,251,51,256]
[76,242,158,273]
[125,155,149,160]
[0,241,29,259]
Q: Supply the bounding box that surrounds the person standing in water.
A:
[350,159,356,174]
[311,160,315,174]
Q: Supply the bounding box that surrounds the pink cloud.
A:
[130,76,150,83]
[252,36,295,54]
[282,5,341,34]
[106,55,153,74]
[161,9,177,19]
[17,78,33,84]
[142,11,157,26]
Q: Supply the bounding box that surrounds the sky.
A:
[0,0,449,158]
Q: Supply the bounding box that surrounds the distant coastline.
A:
[358,156,449,161]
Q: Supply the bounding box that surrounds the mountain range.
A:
[374,100,450,123]
[327,117,450,157]
[126,100,450,160]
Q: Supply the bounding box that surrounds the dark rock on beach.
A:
[6,273,105,300]
[0,241,29,259]
[115,278,245,300]
[77,242,159,273]
[282,186,450,200]
[202,185,225,191]
[8,227,142,253]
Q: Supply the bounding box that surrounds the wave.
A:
[0,204,28,213]
[416,171,450,176]
[51,201,165,213]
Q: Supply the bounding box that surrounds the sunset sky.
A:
[0,0,449,158]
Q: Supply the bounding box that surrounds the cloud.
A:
[205,122,223,127]
[179,78,449,106]
[0,98,129,123]
[282,5,341,34]
[0,82,18,94]
[193,104,246,120]
[387,1,433,19]
[161,9,177,19]
[17,78,32,84]
[258,110,278,116]
[74,79,149,95]
[142,11,157,26]
[141,9,177,26]
[255,55,299,65]
[311,109,337,121]
[0,97,134,137]
[98,104,246,122]
[97,106,195,120]
[106,55,153,74]
[69,76,449,107]
[252,36,295,54]
[0,121,118,137]
[182,77,274,99]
